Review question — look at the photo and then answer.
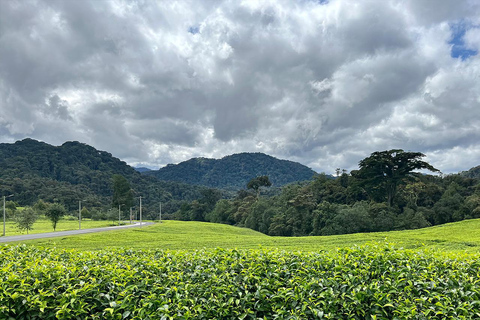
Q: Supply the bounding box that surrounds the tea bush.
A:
[0,244,479,319]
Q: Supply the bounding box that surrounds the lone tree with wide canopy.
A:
[247,175,272,198]
[357,149,440,207]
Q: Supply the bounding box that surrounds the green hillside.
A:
[144,152,318,189]
[24,218,480,253]
[0,139,206,214]
[460,165,480,179]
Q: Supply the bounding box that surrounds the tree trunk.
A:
[387,183,397,207]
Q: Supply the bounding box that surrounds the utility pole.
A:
[3,196,5,237]
[130,207,133,224]
[78,200,82,230]
[118,204,124,226]
[3,194,13,237]
[159,202,162,223]
[139,196,142,226]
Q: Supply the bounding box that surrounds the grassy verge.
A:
[18,218,480,253]
[0,217,117,236]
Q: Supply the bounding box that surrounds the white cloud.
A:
[0,0,479,175]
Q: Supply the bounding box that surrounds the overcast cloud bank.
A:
[1,0,480,173]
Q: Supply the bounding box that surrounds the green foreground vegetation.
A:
[0,245,479,319]
[21,218,480,253]
[2,220,480,319]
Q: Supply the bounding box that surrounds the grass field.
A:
[18,218,480,253]
[1,217,116,236]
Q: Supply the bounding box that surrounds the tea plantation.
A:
[1,220,480,319]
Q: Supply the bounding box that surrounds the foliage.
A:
[1,139,480,240]
[2,200,16,219]
[111,174,134,216]
[0,244,479,319]
[106,209,118,225]
[187,163,479,237]
[163,150,477,238]
[1,218,112,237]
[80,207,91,219]
[45,203,66,231]
[4,200,16,212]
[13,207,37,234]
[460,164,480,179]
[144,152,317,189]
[171,188,223,221]
[33,199,49,213]
[0,139,207,213]
[356,149,440,206]
[247,175,272,197]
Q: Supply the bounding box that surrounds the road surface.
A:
[0,222,154,243]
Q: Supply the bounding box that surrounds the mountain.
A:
[459,165,480,179]
[144,152,317,189]
[134,167,152,173]
[0,139,205,214]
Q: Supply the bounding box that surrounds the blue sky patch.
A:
[449,21,478,60]
[188,26,200,35]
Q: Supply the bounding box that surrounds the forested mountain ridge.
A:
[460,165,480,179]
[144,152,318,189]
[0,139,205,213]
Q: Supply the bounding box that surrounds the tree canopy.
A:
[145,153,316,189]
[356,149,440,206]
[45,203,66,231]
[14,207,38,234]
[111,174,134,213]
[247,176,272,197]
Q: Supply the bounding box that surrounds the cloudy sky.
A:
[1,0,480,174]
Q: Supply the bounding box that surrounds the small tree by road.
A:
[107,208,117,225]
[45,203,66,231]
[14,208,38,234]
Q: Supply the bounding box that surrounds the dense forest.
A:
[144,152,317,189]
[0,139,207,218]
[0,139,315,220]
[172,150,480,236]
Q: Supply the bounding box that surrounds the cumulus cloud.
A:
[0,0,479,174]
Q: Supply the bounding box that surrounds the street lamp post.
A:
[3,194,14,237]
[118,204,124,226]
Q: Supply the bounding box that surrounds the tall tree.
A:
[357,149,440,206]
[111,175,134,215]
[247,176,272,198]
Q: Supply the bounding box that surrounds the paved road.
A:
[0,222,154,243]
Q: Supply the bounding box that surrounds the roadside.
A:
[0,222,154,243]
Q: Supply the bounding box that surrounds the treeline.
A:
[170,150,480,236]
[0,139,208,216]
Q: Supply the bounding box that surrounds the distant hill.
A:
[135,167,152,173]
[460,165,480,179]
[0,139,205,213]
[144,152,317,189]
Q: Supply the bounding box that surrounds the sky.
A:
[1,0,480,174]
